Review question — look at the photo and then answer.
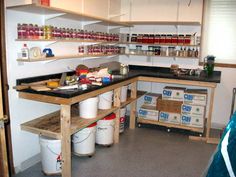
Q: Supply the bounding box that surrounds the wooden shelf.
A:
[20,91,145,139]
[137,118,204,133]
[119,42,200,47]
[126,53,199,59]
[121,90,146,107]
[121,21,201,26]
[7,4,131,27]
[15,38,119,44]
[17,54,118,62]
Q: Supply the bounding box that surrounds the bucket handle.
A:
[100,95,114,103]
[72,129,95,144]
[46,145,61,156]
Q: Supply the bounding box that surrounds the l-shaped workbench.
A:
[16,65,221,177]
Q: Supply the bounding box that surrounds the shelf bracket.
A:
[44,13,66,21]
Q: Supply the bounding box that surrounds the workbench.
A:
[16,65,221,177]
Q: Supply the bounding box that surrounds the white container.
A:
[181,104,205,117]
[159,111,181,124]
[79,97,98,119]
[39,136,61,175]
[98,91,113,110]
[121,85,128,103]
[96,114,116,145]
[72,123,97,156]
[162,86,186,101]
[120,107,126,133]
[138,106,159,120]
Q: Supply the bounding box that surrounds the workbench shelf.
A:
[17,53,119,62]
[21,90,145,139]
[137,118,204,133]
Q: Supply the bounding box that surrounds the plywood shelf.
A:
[7,4,131,27]
[17,54,118,62]
[119,42,200,47]
[121,21,201,26]
[137,118,204,133]
[126,53,199,59]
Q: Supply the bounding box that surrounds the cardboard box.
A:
[162,86,186,101]
[138,106,159,120]
[143,93,162,108]
[181,104,205,117]
[184,89,207,106]
[156,99,183,113]
[159,111,181,124]
[181,115,204,128]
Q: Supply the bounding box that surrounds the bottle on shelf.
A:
[21,44,29,59]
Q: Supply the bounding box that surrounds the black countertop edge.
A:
[16,65,221,98]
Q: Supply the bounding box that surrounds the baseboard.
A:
[14,153,41,174]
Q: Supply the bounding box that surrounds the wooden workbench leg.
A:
[60,105,71,177]
[0,120,9,177]
[130,82,137,129]
[206,88,215,140]
[114,88,121,144]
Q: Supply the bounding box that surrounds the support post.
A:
[206,88,216,139]
[113,87,121,144]
[130,82,137,129]
[60,105,71,177]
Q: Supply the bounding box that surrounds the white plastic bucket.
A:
[121,85,128,103]
[98,91,113,110]
[39,136,61,175]
[79,97,98,119]
[72,122,97,156]
[96,114,116,145]
[120,107,126,133]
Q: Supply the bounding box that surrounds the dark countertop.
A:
[16,65,221,98]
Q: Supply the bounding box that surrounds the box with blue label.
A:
[181,115,204,128]
[159,111,181,124]
[138,106,159,120]
[184,89,207,106]
[143,93,162,108]
[162,86,186,101]
[181,104,205,117]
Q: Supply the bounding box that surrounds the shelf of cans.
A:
[120,33,200,46]
[17,23,120,42]
[127,45,199,58]
[78,45,124,55]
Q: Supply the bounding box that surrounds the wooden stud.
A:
[130,82,137,129]
[113,88,121,144]
[60,105,71,177]
[206,88,216,140]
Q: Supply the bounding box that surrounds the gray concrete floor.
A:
[14,128,216,177]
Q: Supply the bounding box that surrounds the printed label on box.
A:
[184,93,207,106]
[181,115,191,126]
[181,104,205,117]
[143,93,162,107]
[159,111,181,124]
[138,107,159,120]
[162,87,185,101]
[181,115,204,128]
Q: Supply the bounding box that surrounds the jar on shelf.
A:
[119,47,126,54]
[184,35,191,45]
[168,46,176,56]
[147,46,154,55]
[142,34,149,43]
[148,34,155,43]
[171,34,178,44]
[154,34,160,44]
[178,35,184,45]
[137,34,143,43]
[129,48,137,54]
[160,47,167,56]
[131,34,137,42]
[160,34,166,44]
[165,34,172,44]
[136,45,142,54]
[126,34,130,42]
[154,46,161,56]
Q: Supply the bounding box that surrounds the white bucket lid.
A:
[39,136,61,144]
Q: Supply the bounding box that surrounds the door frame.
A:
[0,0,15,175]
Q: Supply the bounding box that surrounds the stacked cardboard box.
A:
[181,89,207,128]
[138,93,162,120]
[157,87,186,124]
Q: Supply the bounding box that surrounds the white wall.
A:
[6,6,118,172]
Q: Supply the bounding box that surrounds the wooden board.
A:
[121,21,201,26]
[137,118,204,133]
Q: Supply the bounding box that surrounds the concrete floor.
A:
[14,127,216,177]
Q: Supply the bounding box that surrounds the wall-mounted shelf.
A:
[7,3,132,27]
[119,42,200,47]
[126,53,199,59]
[17,54,119,62]
[15,38,119,45]
[121,21,201,26]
